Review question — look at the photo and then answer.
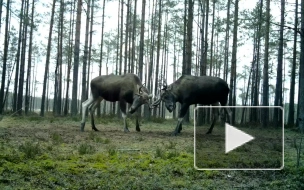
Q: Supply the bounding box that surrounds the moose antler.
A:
[162,80,167,90]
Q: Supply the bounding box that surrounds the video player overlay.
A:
[194,106,284,170]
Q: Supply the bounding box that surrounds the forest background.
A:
[0,0,303,130]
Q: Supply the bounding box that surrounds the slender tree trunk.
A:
[17,0,29,115]
[97,0,106,117]
[153,0,162,117]
[64,0,75,116]
[81,0,91,115]
[25,0,35,115]
[209,0,215,76]
[71,0,82,116]
[229,0,239,124]
[13,0,25,113]
[138,0,145,81]
[197,0,205,126]
[183,0,194,123]
[0,0,10,114]
[223,0,231,81]
[124,0,130,74]
[262,0,270,127]
[58,0,64,115]
[40,0,56,116]
[298,0,304,132]
[273,0,284,125]
[131,0,137,74]
[288,0,298,126]
[119,0,123,75]
[87,0,94,102]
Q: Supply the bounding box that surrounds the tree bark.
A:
[262,0,270,127]
[25,0,35,115]
[298,0,304,132]
[17,0,29,115]
[41,0,56,116]
[273,0,284,125]
[153,0,162,117]
[0,0,10,114]
[288,0,298,126]
[229,0,239,124]
[97,0,106,117]
[71,0,82,116]
[64,0,76,116]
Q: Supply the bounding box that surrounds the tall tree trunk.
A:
[17,0,29,115]
[97,0,106,117]
[273,0,284,125]
[71,0,82,116]
[81,0,91,114]
[0,0,10,114]
[153,0,162,117]
[183,0,193,123]
[119,0,123,75]
[87,0,94,102]
[40,0,56,116]
[58,0,64,115]
[25,0,35,115]
[64,0,76,116]
[138,0,145,81]
[197,0,205,126]
[124,0,130,74]
[229,0,239,124]
[13,0,25,113]
[131,0,137,74]
[173,27,177,119]
[288,0,298,126]
[223,0,231,82]
[298,0,304,132]
[262,0,270,127]
[209,0,215,76]
[117,0,124,117]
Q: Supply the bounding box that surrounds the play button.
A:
[225,123,255,153]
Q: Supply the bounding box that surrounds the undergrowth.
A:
[0,116,303,189]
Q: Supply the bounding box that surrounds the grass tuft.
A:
[18,141,41,159]
[78,143,96,155]
[50,132,63,145]
[155,146,166,159]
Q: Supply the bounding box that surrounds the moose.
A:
[80,73,153,132]
[152,75,232,135]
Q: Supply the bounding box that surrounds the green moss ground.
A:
[0,115,303,189]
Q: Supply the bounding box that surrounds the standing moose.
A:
[80,73,153,132]
[152,75,232,135]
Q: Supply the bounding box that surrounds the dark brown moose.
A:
[80,73,153,132]
[152,75,232,135]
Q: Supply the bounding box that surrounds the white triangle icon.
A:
[225,123,255,154]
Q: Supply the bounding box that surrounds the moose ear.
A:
[137,84,142,94]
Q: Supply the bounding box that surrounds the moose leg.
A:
[206,103,220,134]
[135,116,140,132]
[174,104,189,135]
[120,101,129,132]
[80,96,95,131]
[89,97,103,131]
[224,107,232,124]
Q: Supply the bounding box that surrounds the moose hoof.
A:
[171,131,179,136]
[80,123,85,132]
[206,130,212,134]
